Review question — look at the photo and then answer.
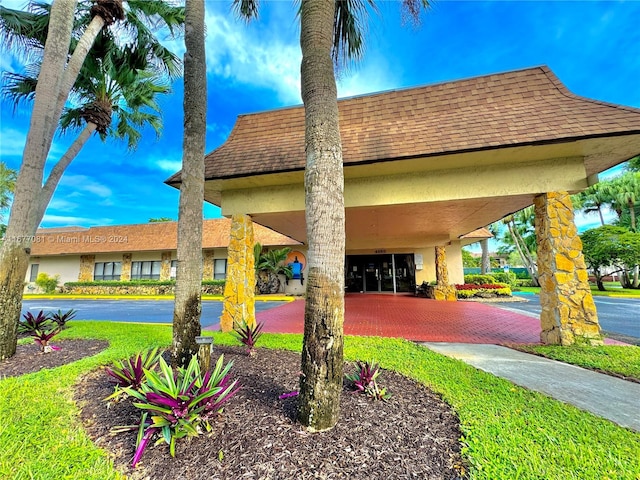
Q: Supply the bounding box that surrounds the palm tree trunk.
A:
[172,0,206,368]
[480,238,490,274]
[597,206,605,226]
[0,0,77,360]
[507,220,539,285]
[298,0,345,432]
[37,123,97,221]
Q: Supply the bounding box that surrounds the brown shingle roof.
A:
[165,66,640,184]
[30,218,300,256]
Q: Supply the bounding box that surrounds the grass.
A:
[515,344,640,380]
[1,322,639,479]
[516,283,640,297]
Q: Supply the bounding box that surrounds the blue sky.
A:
[1,0,638,232]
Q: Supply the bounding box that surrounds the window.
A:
[94,262,122,281]
[214,259,227,280]
[170,260,177,279]
[29,264,39,282]
[131,261,162,280]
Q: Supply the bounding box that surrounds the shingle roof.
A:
[165,66,640,184]
[29,218,300,256]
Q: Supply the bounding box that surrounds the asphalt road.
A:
[498,293,640,344]
[20,299,286,328]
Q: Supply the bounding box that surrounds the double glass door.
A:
[345,254,415,293]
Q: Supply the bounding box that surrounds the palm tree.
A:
[171,0,206,368]
[0,0,183,360]
[254,243,293,294]
[502,206,539,285]
[573,182,612,226]
[234,0,429,432]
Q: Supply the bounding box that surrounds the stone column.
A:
[121,253,132,281]
[534,192,602,345]
[78,255,95,281]
[160,252,172,280]
[202,250,215,280]
[433,245,457,301]
[220,214,256,331]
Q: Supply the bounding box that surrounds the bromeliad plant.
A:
[114,354,239,467]
[17,310,61,352]
[345,360,391,401]
[104,347,162,399]
[233,319,264,356]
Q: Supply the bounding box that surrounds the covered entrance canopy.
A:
[168,66,640,345]
[167,66,640,253]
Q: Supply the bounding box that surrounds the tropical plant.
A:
[254,243,293,294]
[171,0,206,368]
[345,360,390,401]
[17,310,60,352]
[113,354,239,467]
[234,0,429,431]
[0,0,184,361]
[34,272,59,293]
[104,347,162,394]
[572,182,612,227]
[233,319,264,356]
[49,308,77,328]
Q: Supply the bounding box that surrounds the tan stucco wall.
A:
[414,244,463,286]
[221,157,588,216]
[24,256,82,292]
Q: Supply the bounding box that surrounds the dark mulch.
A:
[0,339,108,378]
[75,346,467,479]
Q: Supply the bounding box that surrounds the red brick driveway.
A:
[257,294,543,345]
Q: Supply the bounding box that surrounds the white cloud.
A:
[48,198,78,212]
[155,159,183,173]
[58,175,113,197]
[204,9,302,104]
[41,214,113,226]
[0,128,27,158]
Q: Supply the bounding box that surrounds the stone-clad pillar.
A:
[220,214,256,331]
[160,252,172,280]
[121,253,132,281]
[534,192,602,345]
[433,245,457,301]
[78,255,95,281]
[202,250,215,280]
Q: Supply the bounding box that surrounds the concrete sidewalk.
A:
[421,343,640,432]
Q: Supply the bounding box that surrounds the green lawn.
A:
[516,283,640,297]
[514,344,640,381]
[1,322,639,479]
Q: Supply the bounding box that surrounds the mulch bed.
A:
[75,346,467,479]
[0,339,108,378]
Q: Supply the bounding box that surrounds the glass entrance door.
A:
[346,254,414,293]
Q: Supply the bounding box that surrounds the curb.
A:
[22,294,297,302]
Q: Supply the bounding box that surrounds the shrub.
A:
[49,309,77,328]
[490,271,517,287]
[345,360,390,401]
[35,272,59,293]
[17,310,61,352]
[113,354,239,467]
[233,320,264,356]
[463,274,496,285]
[105,347,163,398]
[455,282,511,298]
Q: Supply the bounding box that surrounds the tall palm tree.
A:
[502,206,539,285]
[0,0,183,360]
[573,182,612,227]
[172,0,206,368]
[234,0,429,432]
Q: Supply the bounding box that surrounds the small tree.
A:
[580,225,640,290]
